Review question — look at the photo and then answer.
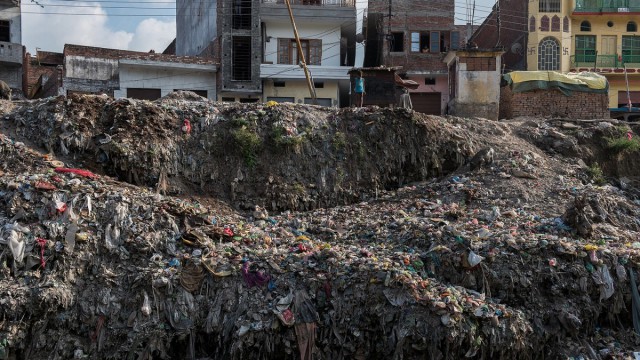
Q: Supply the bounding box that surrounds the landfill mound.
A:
[1,96,640,359]
[1,93,471,212]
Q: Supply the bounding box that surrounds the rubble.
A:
[0,95,640,359]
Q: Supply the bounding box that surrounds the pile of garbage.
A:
[2,93,472,212]
[1,95,640,359]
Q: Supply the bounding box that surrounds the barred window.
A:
[538,37,560,70]
[539,0,560,12]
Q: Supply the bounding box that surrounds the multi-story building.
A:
[0,0,23,92]
[527,0,640,108]
[365,0,460,114]
[175,0,358,106]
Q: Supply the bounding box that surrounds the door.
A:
[601,35,617,67]
[410,92,442,115]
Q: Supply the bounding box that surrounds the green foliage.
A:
[272,125,305,148]
[232,127,262,167]
[606,136,640,154]
[586,163,606,186]
[333,132,347,150]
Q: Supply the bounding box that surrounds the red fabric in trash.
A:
[54,168,98,179]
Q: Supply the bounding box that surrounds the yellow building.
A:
[527,0,640,108]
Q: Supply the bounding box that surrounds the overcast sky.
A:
[21,0,495,54]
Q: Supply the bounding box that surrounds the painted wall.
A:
[526,0,572,72]
[263,22,342,66]
[115,65,217,100]
[0,2,21,44]
[262,79,339,105]
[456,63,501,103]
[176,0,217,56]
[65,56,119,80]
[407,75,449,113]
[571,15,640,63]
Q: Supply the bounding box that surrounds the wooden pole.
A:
[284,0,317,104]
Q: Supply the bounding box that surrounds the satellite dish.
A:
[511,42,523,55]
[356,33,365,43]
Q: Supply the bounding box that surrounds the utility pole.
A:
[284,0,317,104]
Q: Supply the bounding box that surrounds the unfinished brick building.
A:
[365,0,460,114]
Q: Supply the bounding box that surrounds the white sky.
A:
[21,0,495,54]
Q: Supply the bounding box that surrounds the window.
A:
[622,36,640,64]
[540,16,550,31]
[451,31,460,50]
[314,81,324,88]
[391,32,404,52]
[430,31,440,53]
[278,39,322,65]
[539,0,560,12]
[628,21,638,32]
[240,98,259,103]
[575,35,596,64]
[529,16,536,33]
[273,81,285,87]
[563,17,569,32]
[0,21,9,42]
[232,36,252,81]
[425,78,436,85]
[221,97,235,102]
[232,0,252,30]
[538,37,560,70]
[580,21,591,32]
[551,16,560,32]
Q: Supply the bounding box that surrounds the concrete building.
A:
[365,0,460,114]
[444,49,505,120]
[0,0,23,92]
[30,45,217,100]
[526,0,640,109]
[260,0,357,106]
[175,0,358,105]
[568,1,640,108]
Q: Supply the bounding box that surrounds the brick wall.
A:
[501,86,610,119]
[64,44,216,65]
[367,0,454,73]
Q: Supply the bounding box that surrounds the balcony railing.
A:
[571,54,640,68]
[261,0,355,7]
[574,0,640,12]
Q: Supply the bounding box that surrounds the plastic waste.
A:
[141,291,151,316]
[468,251,484,267]
[65,221,79,253]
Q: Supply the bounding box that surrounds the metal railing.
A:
[574,0,640,12]
[570,54,640,68]
[261,0,355,7]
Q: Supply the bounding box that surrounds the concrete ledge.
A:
[119,59,217,72]
[260,64,350,80]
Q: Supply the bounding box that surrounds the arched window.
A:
[628,21,638,32]
[538,37,560,70]
[529,16,536,33]
[541,16,550,31]
[551,15,560,31]
[563,16,569,32]
[580,21,591,32]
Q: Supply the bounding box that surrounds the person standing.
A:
[354,71,365,107]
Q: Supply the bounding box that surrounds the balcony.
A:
[260,0,356,24]
[0,41,22,66]
[570,54,640,72]
[574,0,640,13]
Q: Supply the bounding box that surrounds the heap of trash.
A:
[1,94,640,359]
